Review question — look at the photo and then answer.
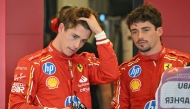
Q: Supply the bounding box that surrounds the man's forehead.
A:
[130,21,152,28]
[132,21,149,25]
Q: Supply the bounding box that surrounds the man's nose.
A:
[73,40,81,49]
[138,32,143,39]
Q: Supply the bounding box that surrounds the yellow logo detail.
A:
[77,64,83,72]
[130,79,141,92]
[46,76,59,89]
[164,63,172,70]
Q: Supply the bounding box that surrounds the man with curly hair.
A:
[8,7,119,109]
[49,6,113,109]
[111,2,190,109]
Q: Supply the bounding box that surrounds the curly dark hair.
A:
[60,7,98,31]
[127,2,162,30]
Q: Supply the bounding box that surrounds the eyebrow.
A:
[141,27,151,29]
[130,29,137,32]
[130,27,151,31]
[72,33,88,41]
[72,33,80,38]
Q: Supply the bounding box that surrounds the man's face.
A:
[130,21,163,55]
[59,24,91,56]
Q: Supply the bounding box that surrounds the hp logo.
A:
[42,62,56,75]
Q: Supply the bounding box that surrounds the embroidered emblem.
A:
[130,79,141,92]
[164,63,172,70]
[77,63,83,72]
[14,73,26,81]
[65,95,81,107]
[11,82,26,93]
[128,65,141,78]
[79,75,88,83]
[46,76,59,89]
[144,100,156,109]
[42,62,56,75]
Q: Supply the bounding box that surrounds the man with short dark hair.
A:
[111,3,190,109]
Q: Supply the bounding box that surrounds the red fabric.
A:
[111,46,190,109]
[8,40,119,109]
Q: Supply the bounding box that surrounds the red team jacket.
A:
[8,37,119,109]
[111,46,190,109]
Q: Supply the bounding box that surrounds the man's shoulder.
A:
[77,52,99,65]
[165,48,190,59]
[119,55,140,68]
[19,48,50,63]
[78,52,96,58]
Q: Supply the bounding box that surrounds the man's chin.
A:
[139,48,151,52]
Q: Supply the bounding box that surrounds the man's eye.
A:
[73,35,78,39]
[81,40,87,43]
[131,31,137,35]
[143,29,149,32]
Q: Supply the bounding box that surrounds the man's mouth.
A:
[69,47,76,53]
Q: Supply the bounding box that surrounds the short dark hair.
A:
[127,2,162,30]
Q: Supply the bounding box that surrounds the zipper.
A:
[68,60,73,80]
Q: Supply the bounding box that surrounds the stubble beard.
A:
[138,45,151,52]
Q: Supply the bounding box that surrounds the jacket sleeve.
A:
[88,31,119,84]
[111,69,130,109]
[8,59,43,109]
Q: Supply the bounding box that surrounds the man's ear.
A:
[58,23,64,33]
[157,27,163,37]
